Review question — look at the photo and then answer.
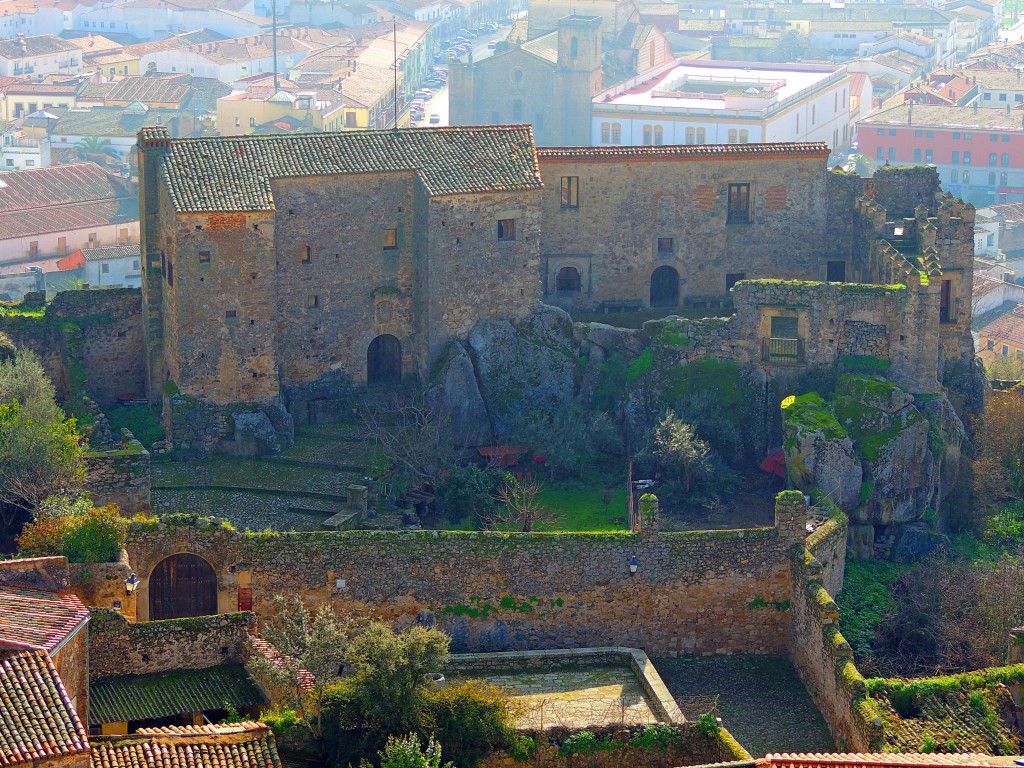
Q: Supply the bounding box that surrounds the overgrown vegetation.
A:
[105,405,166,448]
[17,499,127,563]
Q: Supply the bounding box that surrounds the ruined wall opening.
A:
[650,266,679,308]
[367,334,402,386]
[148,553,217,620]
[556,266,582,294]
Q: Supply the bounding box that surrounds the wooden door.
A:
[149,554,217,620]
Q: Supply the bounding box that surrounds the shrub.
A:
[260,706,303,737]
[507,735,536,762]
[374,735,453,768]
[426,679,515,768]
[18,503,126,563]
[434,465,498,527]
[629,723,680,751]
[695,713,720,738]
[557,731,610,756]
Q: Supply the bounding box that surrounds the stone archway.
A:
[555,266,582,294]
[650,266,679,308]
[367,334,402,387]
[148,553,218,620]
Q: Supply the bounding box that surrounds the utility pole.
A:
[272,0,279,92]
[392,18,398,129]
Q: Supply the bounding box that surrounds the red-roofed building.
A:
[0,561,91,723]
[0,647,90,768]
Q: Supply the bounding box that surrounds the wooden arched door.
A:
[149,553,218,620]
[650,266,680,308]
[367,334,402,387]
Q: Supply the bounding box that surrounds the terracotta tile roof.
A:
[0,198,138,242]
[757,754,1000,768]
[538,142,829,161]
[81,244,141,261]
[978,302,1024,347]
[0,583,90,653]
[91,722,281,768]
[151,125,543,212]
[88,664,267,725]
[0,163,126,212]
[53,105,185,138]
[0,34,82,59]
[251,638,315,692]
[0,648,89,768]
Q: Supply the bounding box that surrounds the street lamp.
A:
[124,573,141,595]
[628,555,639,576]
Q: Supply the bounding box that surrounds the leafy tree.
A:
[344,622,450,737]
[434,464,497,527]
[427,680,515,767]
[985,354,1024,382]
[18,503,127,563]
[0,352,84,525]
[250,596,358,735]
[652,410,711,493]
[507,404,620,480]
[369,735,453,768]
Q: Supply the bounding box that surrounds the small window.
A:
[727,183,751,224]
[132,260,140,270]
[725,272,745,291]
[987,339,995,350]
[560,176,579,209]
[952,151,960,165]
[1017,350,1024,361]
[497,219,516,241]
[101,263,110,274]
[600,122,610,143]
[926,149,933,162]
[28,241,38,256]
[234,117,240,127]
[827,260,846,282]
[237,587,253,611]
[914,149,921,163]
[307,294,319,309]
[654,125,663,145]
[991,153,998,166]
[612,123,622,143]
[382,229,398,249]
[250,117,256,127]
[657,237,674,256]
[199,248,211,264]
[1003,153,1010,167]
[1003,344,1010,356]
[302,245,312,264]
[964,152,972,165]
[226,309,237,319]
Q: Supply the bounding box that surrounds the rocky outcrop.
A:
[783,393,863,511]
[466,305,579,425]
[428,341,493,447]
[224,411,281,456]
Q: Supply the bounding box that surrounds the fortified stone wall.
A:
[0,288,145,404]
[87,608,255,680]
[53,628,89,724]
[788,492,882,751]
[127,502,805,656]
[84,432,151,514]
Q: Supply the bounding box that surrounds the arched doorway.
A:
[367,334,402,386]
[149,554,218,620]
[650,266,679,308]
[555,266,581,294]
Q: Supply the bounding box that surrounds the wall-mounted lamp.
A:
[124,573,141,595]
[628,555,639,576]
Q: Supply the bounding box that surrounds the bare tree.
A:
[487,475,555,532]
[359,395,455,487]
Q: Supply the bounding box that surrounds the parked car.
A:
[487,41,497,49]
[429,113,441,124]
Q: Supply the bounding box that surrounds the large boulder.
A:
[889,522,951,563]
[225,410,281,455]
[467,305,578,425]
[782,393,863,511]
[429,341,493,447]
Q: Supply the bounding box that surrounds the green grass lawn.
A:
[537,482,628,532]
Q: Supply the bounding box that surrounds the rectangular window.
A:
[926,149,933,162]
[497,219,516,241]
[964,152,972,165]
[926,131,934,138]
[382,228,398,249]
[560,176,579,209]
[725,272,745,291]
[1003,153,1010,167]
[952,151,960,164]
[940,279,952,323]
[249,117,256,127]
[307,294,319,309]
[57,237,66,254]
[199,248,211,264]
[28,241,38,256]
[101,263,110,274]
[951,170,959,183]
[991,153,998,166]
[226,309,237,319]
[965,133,973,140]
[877,128,885,136]
[728,183,751,223]
[657,237,673,256]
[1001,93,1008,101]
[302,245,312,264]
[1003,344,1009,356]
[993,133,999,141]
[889,128,896,136]
[915,130,923,138]
[132,260,140,270]
[953,132,960,140]
[914,149,921,162]
[827,260,846,282]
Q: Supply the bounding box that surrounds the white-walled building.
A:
[0,35,83,80]
[80,243,142,288]
[591,60,871,149]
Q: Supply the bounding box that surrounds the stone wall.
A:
[536,146,838,310]
[0,555,72,591]
[53,627,89,724]
[68,554,136,619]
[84,432,151,513]
[787,492,882,751]
[0,288,145,404]
[87,608,255,680]
[126,501,805,656]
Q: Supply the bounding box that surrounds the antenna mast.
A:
[393,19,399,129]
[272,0,279,91]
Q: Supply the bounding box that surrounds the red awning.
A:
[759,450,786,478]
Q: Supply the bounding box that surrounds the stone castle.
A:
[135,124,975,446]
